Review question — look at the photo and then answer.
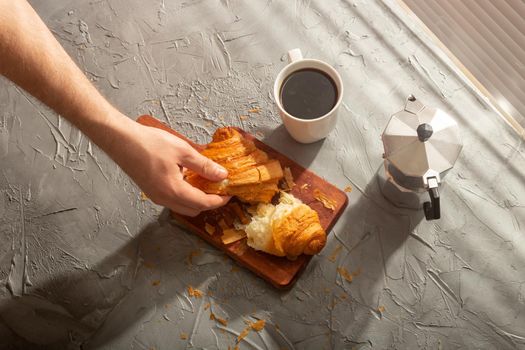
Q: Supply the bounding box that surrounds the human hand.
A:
[0,1,230,217]
[106,115,231,216]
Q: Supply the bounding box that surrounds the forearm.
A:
[0,0,130,152]
[0,1,230,215]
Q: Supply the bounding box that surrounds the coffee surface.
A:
[280,68,337,120]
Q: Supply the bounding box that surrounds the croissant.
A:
[245,192,326,260]
[185,127,283,203]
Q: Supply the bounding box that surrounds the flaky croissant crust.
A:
[185,127,283,203]
[264,204,326,259]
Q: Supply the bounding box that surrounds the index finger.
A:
[168,180,231,212]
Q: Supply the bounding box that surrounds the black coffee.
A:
[280,68,337,120]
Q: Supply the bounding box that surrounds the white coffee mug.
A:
[273,48,343,144]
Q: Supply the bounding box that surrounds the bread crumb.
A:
[344,185,352,193]
[217,317,228,326]
[283,167,295,191]
[237,327,250,342]
[328,245,343,263]
[221,229,247,245]
[204,302,211,310]
[140,192,149,201]
[313,188,337,210]
[248,107,261,113]
[205,223,216,235]
[240,115,248,121]
[152,280,160,286]
[180,332,188,340]
[209,312,228,326]
[250,320,265,331]
[337,267,353,282]
[187,286,203,298]
[378,305,385,313]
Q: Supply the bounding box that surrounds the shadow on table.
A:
[329,165,425,348]
[0,211,221,349]
[261,124,325,169]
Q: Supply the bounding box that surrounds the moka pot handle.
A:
[423,177,440,220]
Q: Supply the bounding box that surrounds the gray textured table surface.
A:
[1,1,524,349]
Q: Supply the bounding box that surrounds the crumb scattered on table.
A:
[337,267,353,282]
[187,285,203,298]
[249,320,266,331]
[210,312,228,326]
[337,266,362,283]
[328,245,343,263]
[237,327,250,342]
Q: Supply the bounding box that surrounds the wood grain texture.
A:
[137,115,349,288]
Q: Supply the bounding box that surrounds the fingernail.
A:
[215,165,228,177]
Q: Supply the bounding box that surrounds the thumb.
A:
[180,146,228,181]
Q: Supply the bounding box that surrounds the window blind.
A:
[401,0,525,132]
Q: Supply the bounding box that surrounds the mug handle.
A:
[287,48,303,63]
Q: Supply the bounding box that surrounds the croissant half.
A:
[245,192,326,259]
[185,127,283,203]
[186,127,327,259]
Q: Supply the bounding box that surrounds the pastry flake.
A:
[283,167,295,191]
[221,229,247,245]
[187,286,203,298]
[313,188,337,210]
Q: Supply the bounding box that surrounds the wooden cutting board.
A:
[137,115,349,289]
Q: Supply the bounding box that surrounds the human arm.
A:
[0,0,230,216]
